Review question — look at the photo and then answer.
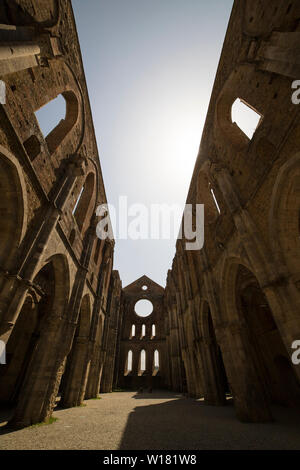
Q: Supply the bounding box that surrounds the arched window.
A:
[35,94,66,138]
[131,324,135,338]
[152,324,156,338]
[139,349,146,374]
[231,98,262,140]
[34,91,79,154]
[141,324,146,338]
[126,350,133,374]
[72,186,84,215]
[209,184,221,214]
[154,350,159,369]
[72,173,95,232]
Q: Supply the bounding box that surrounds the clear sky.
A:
[68,0,234,287]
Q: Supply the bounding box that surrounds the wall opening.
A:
[231,98,262,140]
[236,264,300,406]
[35,94,66,138]
[153,350,159,376]
[141,324,146,338]
[125,350,133,375]
[134,299,153,317]
[72,173,95,232]
[35,91,79,154]
[152,324,156,338]
[139,349,146,375]
[72,186,84,215]
[154,350,159,368]
[131,324,136,338]
[209,184,221,214]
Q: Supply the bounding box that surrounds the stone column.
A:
[60,335,91,408]
[85,241,114,398]
[101,275,121,393]
[0,25,62,75]
[200,339,226,405]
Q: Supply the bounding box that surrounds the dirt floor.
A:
[1,391,300,450]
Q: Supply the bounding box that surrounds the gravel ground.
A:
[0,391,300,450]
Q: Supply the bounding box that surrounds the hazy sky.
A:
[67,1,233,287]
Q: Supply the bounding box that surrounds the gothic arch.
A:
[214,64,263,151]
[220,255,253,324]
[0,145,28,270]
[35,90,80,155]
[8,253,71,426]
[269,152,300,284]
[39,253,71,316]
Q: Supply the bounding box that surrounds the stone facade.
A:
[0,0,117,428]
[163,0,300,422]
[117,276,167,391]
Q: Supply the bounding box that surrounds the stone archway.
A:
[221,258,300,421]
[8,254,70,428]
[0,295,38,403]
[269,153,300,285]
[0,146,27,272]
[221,258,273,422]
[236,264,300,407]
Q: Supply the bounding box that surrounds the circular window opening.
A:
[135,299,153,317]
[142,285,148,291]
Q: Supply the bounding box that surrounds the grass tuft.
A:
[30,417,58,428]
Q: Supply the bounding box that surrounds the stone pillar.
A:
[85,241,114,398]
[60,337,91,408]
[200,248,273,422]
[218,322,273,422]
[253,32,300,79]
[101,275,122,393]
[0,294,39,402]
[0,25,62,75]
[8,313,66,428]
[200,339,226,405]
[0,42,40,60]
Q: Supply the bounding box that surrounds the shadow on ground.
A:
[0,404,15,435]
[119,393,300,450]
[132,390,184,400]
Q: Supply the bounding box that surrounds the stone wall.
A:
[0,0,115,428]
[117,276,168,391]
[164,0,300,422]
